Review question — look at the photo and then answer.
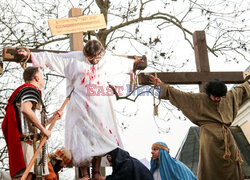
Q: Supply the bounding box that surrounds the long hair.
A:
[83,40,105,58]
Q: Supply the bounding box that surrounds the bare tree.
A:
[0,0,249,171]
[1,0,249,61]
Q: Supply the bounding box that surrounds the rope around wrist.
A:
[16,46,31,69]
[153,72,161,116]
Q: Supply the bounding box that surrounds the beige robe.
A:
[159,81,250,180]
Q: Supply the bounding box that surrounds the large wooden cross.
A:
[0,8,106,73]
[138,31,249,92]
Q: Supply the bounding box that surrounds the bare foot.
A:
[92,172,105,180]
[79,174,90,180]
[78,177,90,180]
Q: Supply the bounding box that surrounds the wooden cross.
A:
[0,8,106,73]
[69,8,84,51]
[138,31,249,92]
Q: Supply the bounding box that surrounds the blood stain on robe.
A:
[85,100,89,109]
[81,77,86,84]
[99,122,104,132]
[86,66,96,81]
[116,139,119,146]
[91,65,96,73]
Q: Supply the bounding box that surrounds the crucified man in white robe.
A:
[18,40,143,180]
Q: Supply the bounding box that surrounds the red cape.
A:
[1,84,41,178]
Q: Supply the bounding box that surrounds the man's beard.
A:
[90,60,99,65]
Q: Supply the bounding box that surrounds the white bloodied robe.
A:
[31,51,134,166]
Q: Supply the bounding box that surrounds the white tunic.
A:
[31,51,134,166]
[153,168,162,180]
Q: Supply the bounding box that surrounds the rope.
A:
[17,47,31,69]
[202,123,243,163]
[129,56,139,92]
[221,124,243,163]
[153,72,160,116]
[221,124,232,161]
[129,74,133,92]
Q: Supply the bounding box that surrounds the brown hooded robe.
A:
[159,81,250,180]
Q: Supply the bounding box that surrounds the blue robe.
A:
[150,142,197,180]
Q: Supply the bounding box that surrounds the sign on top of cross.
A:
[139,31,249,92]
[64,8,106,51]
[0,8,106,73]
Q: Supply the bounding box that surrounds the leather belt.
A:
[20,135,34,141]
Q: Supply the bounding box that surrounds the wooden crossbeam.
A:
[138,72,247,85]
[2,47,147,70]
[2,47,68,63]
[69,8,84,51]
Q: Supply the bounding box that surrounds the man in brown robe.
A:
[149,76,250,180]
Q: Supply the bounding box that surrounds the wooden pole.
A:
[193,31,210,92]
[69,8,83,51]
[21,89,74,180]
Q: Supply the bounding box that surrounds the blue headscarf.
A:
[150,142,197,180]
